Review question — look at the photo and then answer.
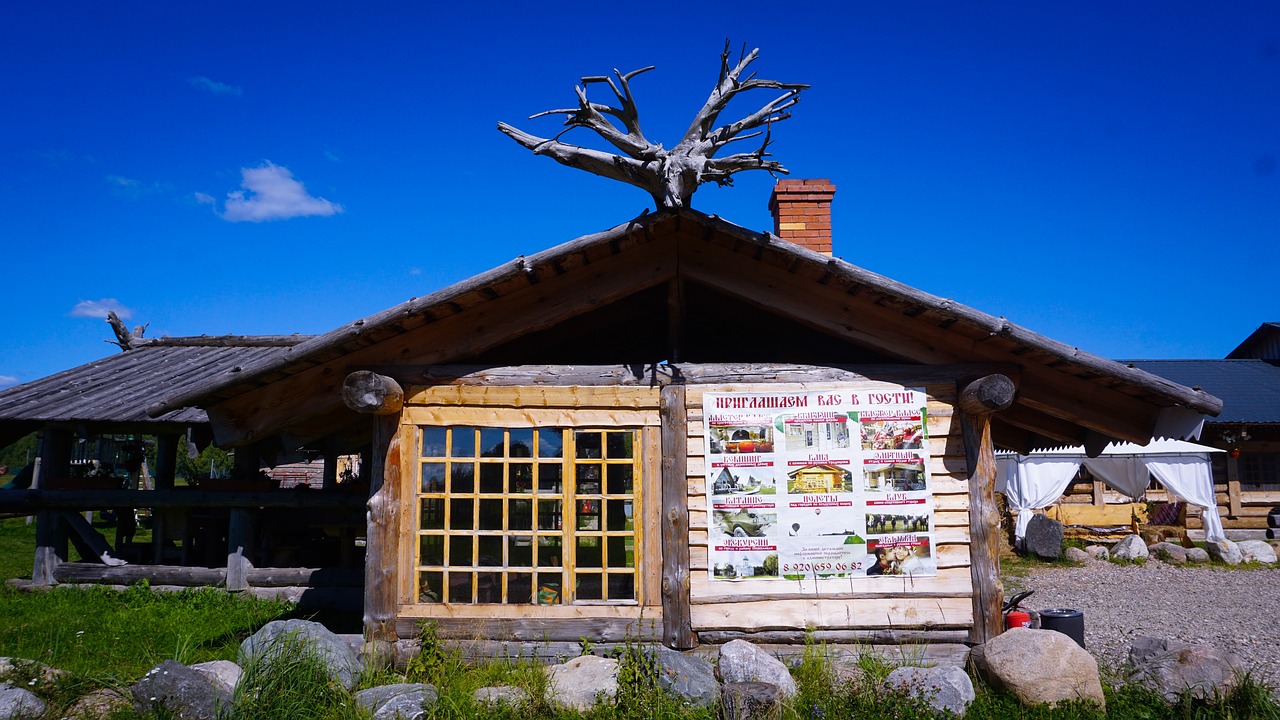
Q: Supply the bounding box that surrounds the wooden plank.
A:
[1226,454,1243,517]
[697,628,970,645]
[641,427,663,607]
[402,407,656,428]
[397,616,663,643]
[365,414,402,649]
[960,410,1001,645]
[660,384,694,649]
[696,642,971,668]
[398,603,648,620]
[689,596,973,630]
[406,385,661,409]
[689,566,973,603]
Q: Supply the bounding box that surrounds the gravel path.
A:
[1008,560,1280,688]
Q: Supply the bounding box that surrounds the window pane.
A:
[478,499,503,530]
[508,573,532,604]
[477,572,502,603]
[420,499,444,530]
[538,430,563,458]
[451,428,476,457]
[608,574,635,600]
[480,428,505,458]
[577,464,601,493]
[449,499,473,530]
[606,464,633,494]
[509,536,533,566]
[479,464,503,494]
[451,464,475,493]
[509,499,532,530]
[478,535,503,565]
[578,499,600,530]
[421,428,447,458]
[538,536,563,567]
[421,463,445,493]
[607,536,634,568]
[420,535,444,565]
[510,429,534,457]
[509,463,533,494]
[538,463,562,493]
[449,573,472,603]
[419,571,443,603]
[449,538,473,566]
[577,536,602,568]
[537,573,562,604]
[576,431,602,459]
[606,499,633,532]
[606,432,632,459]
[538,500,562,530]
[576,574,603,600]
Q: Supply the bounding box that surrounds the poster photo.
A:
[711,543,779,580]
[710,466,776,496]
[785,464,854,494]
[859,409,927,452]
[708,417,775,454]
[863,454,928,492]
[864,535,935,577]
[778,412,853,453]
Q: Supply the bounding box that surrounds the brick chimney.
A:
[768,179,836,255]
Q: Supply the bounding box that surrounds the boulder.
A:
[716,640,797,699]
[884,665,975,716]
[1024,515,1064,560]
[63,688,131,719]
[721,681,782,720]
[1063,547,1090,564]
[1148,542,1187,565]
[472,686,529,708]
[546,655,619,711]
[1237,540,1277,564]
[191,659,241,697]
[971,628,1105,710]
[1185,547,1210,563]
[639,644,720,708]
[0,684,46,719]
[239,618,362,691]
[1206,539,1243,565]
[0,658,64,688]
[371,688,436,720]
[1111,534,1148,562]
[1129,636,1244,702]
[355,683,438,718]
[1083,545,1110,561]
[130,660,230,720]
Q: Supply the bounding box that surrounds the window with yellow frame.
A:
[416,426,641,605]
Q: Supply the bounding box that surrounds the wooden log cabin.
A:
[138,180,1221,661]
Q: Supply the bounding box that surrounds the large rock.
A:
[239,618,362,691]
[1148,542,1187,565]
[355,683,438,719]
[63,688,131,719]
[130,660,230,720]
[546,655,618,711]
[473,686,529,708]
[1237,540,1277,564]
[191,659,241,697]
[721,681,782,720]
[716,640,797,699]
[1185,547,1210,563]
[1083,545,1110,561]
[1024,515,1064,559]
[0,658,64,688]
[1129,636,1244,701]
[639,644,720,708]
[1063,547,1090,563]
[1206,539,1243,565]
[971,628,1105,710]
[884,665,975,716]
[0,684,46,719]
[1111,534,1149,563]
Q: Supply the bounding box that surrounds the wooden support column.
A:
[323,448,339,491]
[659,384,694,649]
[152,434,178,564]
[345,371,405,662]
[33,429,73,586]
[1225,453,1242,518]
[226,446,259,591]
[958,374,1015,646]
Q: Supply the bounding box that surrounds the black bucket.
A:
[1039,608,1085,648]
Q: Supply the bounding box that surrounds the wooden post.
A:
[659,384,694,649]
[152,434,178,563]
[1225,454,1242,519]
[33,430,72,586]
[322,448,339,491]
[226,446,259,591]
[958,374,1015,646]
[363,411,403,663]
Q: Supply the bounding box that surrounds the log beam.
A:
[659,384,694,649]
[343,371,404,415]
[958,375,1011,646]
[364,415,402,662]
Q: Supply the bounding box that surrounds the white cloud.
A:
[219,162,343,222]
[188,76,242,96]
[0,375,17,389]
[69,299,133,320]
[107,175,139,188]
[193,192,215,205]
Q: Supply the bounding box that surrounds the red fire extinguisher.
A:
[1003,590,1034,630]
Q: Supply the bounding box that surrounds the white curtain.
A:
[996,457,1082,539]
[1145,456,1226,543]
[1081,456,1149,499]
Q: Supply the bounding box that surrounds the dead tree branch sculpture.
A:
[498,42,808,209]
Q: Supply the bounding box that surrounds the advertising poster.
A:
[705,388,937,581]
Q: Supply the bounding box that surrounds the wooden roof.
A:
[0,335,310,445]
[148,209,1221,452]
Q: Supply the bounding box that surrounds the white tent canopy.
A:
[995,439,1226,543]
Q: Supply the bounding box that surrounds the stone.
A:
[1237,540,1277,564]
[371,688,436,720]
[721,681,782,720]
[63,688,131,719]
[130,659,230,720]
[239,618,362,691]
[716,639,798,699]
[0,684,46,719]
[472,686,529,708]
[1111,534,1149,563]
[884,665,975,716]
[1206,539,1243,565]
[546,655,619,711]
[355,683,438,717]
[191,659,241,697]
[639,644,720,708]
[1083,545,1110,561]
[1148,542,1187,565]
[0,658,65,688]
[1024,515,1064,560]
[1064,547,1090,563]
[1129,636,1244,702]
[971,627,1105,710]
[1184,547,1210,563]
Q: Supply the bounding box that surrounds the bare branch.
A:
[497,122,662,198]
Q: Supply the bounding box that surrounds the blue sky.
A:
[2,2,1277,388]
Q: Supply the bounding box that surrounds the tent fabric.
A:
[994,440,1225,543]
